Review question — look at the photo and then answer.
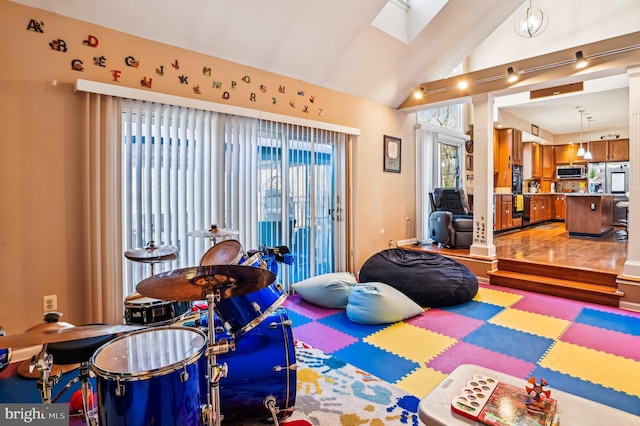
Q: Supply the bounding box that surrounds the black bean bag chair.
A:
[359,248,478,307]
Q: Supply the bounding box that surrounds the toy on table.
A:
[450,373,499,420]
[451,374,558,426]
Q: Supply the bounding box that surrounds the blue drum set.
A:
[0,235,296,426]
[106,236,296,426]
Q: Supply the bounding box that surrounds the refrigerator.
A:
[605,161,629,224]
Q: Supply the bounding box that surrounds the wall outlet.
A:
[43,295,57,313]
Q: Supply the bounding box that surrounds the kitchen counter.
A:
[565,194,614,237]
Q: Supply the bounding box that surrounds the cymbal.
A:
[0,324,143,350]
[187,225,240,239]
[124,241,179,263]
[136,265,276,302]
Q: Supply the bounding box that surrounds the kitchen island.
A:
[565,193,614,237]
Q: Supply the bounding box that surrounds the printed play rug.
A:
[275,340,420,426]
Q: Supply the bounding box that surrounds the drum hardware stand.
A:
[203,288,232,426]
[52,361,98,426]
[263,395,281,426]
[32,346,62,404]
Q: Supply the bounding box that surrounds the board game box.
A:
[451,374,558,426]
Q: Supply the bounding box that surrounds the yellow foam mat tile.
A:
[473,286,523,307]
[395,366,448,399]
[364,322,457,363]
[489,308,571,339]
[540,341,640,396]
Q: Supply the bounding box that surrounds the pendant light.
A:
[583,117,593,161]
[576,109,585,157]
[514,0,549,38]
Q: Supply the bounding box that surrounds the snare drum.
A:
[0,326,11,372]
[199,239,245,266]
[124,293,191,326]
[91,326,207,426]
[200,307,296,421]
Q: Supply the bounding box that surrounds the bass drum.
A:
[91,326,207,426]
[0,326,11,372]
[200,307,296,422]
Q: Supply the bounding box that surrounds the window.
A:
[439,140,461,188]
[120,100,346,295]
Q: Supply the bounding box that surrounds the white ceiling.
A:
[10,0,637,140]
[496,74,630,141]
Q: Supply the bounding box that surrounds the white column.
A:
[623,66,640,278]
[469,94,497,258]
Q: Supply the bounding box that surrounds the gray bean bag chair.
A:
[359,248,478,307]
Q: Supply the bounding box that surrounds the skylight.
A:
[371,0,450,44]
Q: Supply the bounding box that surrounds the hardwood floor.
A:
[417,222,627,274]
[412,222,628,306]
[493,222,627,274]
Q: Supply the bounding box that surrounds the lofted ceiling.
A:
[10,0,638,140]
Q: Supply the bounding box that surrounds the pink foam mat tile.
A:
[407,309,484,339]
[426,341,535,378]
[292,321,358,354]
[510,293,584,321]
[560,323,640,362]
[283,294,343,320]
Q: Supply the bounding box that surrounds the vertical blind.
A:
[121,99,344,295]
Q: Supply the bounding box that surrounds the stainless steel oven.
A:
[512,164,523,194]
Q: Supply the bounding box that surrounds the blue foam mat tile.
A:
[440,300,505,321]
[285,309,314,328]
[574,308,640,337]
[529,366,640,416]
[462,323,554,364]
[333,341,419,384]
[317,311,389,339]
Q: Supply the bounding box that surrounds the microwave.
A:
[556,165,585,179]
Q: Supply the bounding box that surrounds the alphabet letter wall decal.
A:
[26,19,44,33]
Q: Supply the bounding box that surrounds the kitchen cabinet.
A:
[555,144,572,164]
[552,194,566,220]
[587,140,608,162]
[529,194,551,224]
[608,138,629,161]
[494,195,522,231]
[523,142,542,179]
[555,144,586,165]
[495,128,523,189]
[493,129,499,173]
[541,145,555,192]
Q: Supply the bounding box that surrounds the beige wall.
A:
[0,0,416,332]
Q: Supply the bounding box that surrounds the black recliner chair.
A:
[428,187,473,248]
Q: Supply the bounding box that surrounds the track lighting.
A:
[575,51,588,69]
[413,87,425,100]
[507,67,519,83]
[458,81,468,90]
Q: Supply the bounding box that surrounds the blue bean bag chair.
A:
[358,248,478,307]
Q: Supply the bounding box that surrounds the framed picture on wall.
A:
[383,135,401,173]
